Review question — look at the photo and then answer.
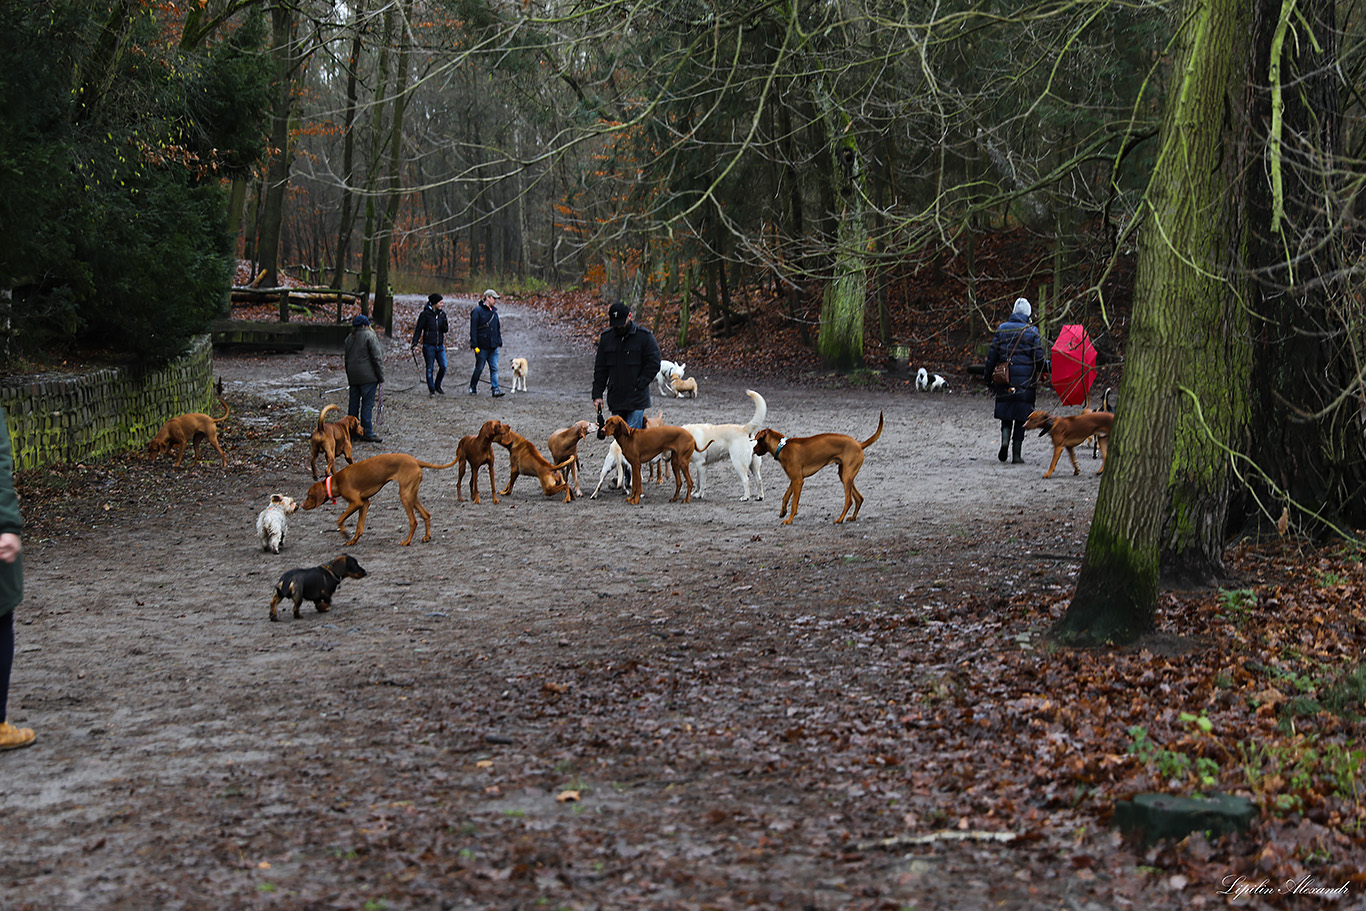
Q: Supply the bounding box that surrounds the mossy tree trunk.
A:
[1055,0,1255,645]
[814,94,866,370]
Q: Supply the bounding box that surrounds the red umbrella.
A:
[1050,324,1097,406]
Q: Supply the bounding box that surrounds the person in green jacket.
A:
[0,405,31,751]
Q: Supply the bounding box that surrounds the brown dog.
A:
[301,452,459,546]
[309,404,363,479]
[597,415,708,504]
[148,399,230,468]
[1023,409,1113,478]
[455,420,512,503]
[498,431,577,502]
[548,420,594,498]
[752,412,883,525]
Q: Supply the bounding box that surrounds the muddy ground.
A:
[2,297,1152,910]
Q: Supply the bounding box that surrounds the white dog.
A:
[681,390,766,501]
[510,357,529,393]
[255,494,298,554]
[656,360,685,397]
[915,367,929,391]
[930,373,947,392]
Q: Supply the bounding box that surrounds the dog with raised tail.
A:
[682,389,766,501]
[256,494,299,554]
[753,412,883,525]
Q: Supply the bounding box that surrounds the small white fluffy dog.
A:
[671,376,698,398]
[256,494,298,554]
[510,357,529,392]
[682,389,766,501]
[915,367,929,391]
[655,360,685,397]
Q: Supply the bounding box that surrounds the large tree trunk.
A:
[1245,0,1366,533]
[1055,0,1255,646]
[813,89,866,370]
[256,1,297,290]
[373,0,415,336]
[330,0,367,294]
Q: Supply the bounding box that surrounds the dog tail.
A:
[317,403,340,432]
[861,411,884,450]
[417,457,461,471]
[212,398,231,424]
[742,390,768,436]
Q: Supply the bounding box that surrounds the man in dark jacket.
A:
[983,297,1045,463]
[411,293,449,395]
[345,314,385,443]
[592,300,662,430]
[469,289,504,397]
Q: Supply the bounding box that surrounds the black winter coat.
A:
[412,304,449,347]
[592,322,662,414]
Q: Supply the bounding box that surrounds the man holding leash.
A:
[592,300,662,430]
[469,289,505,397]
[411,292,449,395]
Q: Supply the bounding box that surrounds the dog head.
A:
[563,420,593,442]
[301,478,332,511]
[328,554,368,580]
[1023,410,1052,434]
[752,428,782,457]
[339,415,363,436]
[268,493,299,514]
[598,414,628,440]
[476,419,509,442]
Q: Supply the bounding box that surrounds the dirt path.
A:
[3,297,1132,910]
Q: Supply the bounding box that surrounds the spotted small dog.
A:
[269,554,368,622]
[255,493,298,554]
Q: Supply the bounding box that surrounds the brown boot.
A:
[0,721,35,751]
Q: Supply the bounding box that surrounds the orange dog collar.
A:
[325,475,336,503]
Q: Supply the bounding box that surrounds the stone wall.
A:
[0,336,215,471]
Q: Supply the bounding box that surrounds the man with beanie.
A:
[983,297,1044,464]
[469,289,504,397]
[412,293,449,395]
[345,314,385,443]
[592,300,662,431]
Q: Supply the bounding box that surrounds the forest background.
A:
[0,0,1365,886]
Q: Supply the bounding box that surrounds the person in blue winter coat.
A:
[469,289,504,397]
[982,297,1045,464]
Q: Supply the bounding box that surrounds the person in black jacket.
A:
[592,301,662,430]
[411,293,449,395]
[982,297,1045,464]
[469,289,504,397]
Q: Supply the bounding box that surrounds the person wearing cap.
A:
[469,289,504,397]
[411,293,449,395]
[982,297,1044,464]
[344,313,385,443]
[592,300,662,432]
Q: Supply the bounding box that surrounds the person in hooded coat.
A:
[983,297,1045,464]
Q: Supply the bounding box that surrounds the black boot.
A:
[998,427,1010,462]
[1011,439,1024,464]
